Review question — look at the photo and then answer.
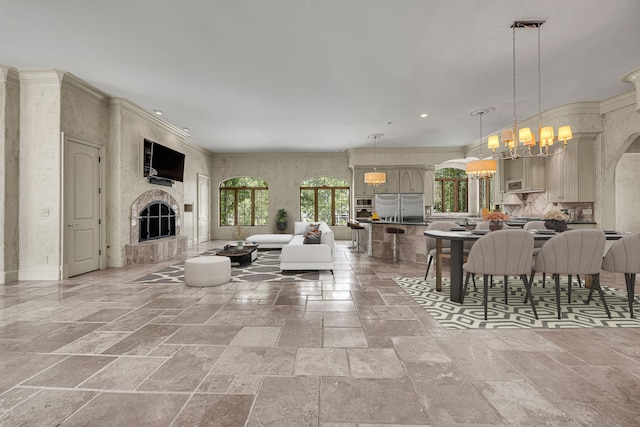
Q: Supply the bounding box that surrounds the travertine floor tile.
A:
[61,392,188,426]
[0,241,639,426]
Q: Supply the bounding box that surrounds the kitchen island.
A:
[357,220,431,263]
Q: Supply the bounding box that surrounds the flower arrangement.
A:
[483,211,510,222]
[542,210,569,221]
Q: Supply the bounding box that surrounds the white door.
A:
[197,174,210,243]
[65,139,101,277]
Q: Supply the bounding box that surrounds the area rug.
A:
[393,276,640,329]
[131,250,320,284]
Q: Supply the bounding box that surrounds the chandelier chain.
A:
[538,25,542,130]
[512,25,517,132]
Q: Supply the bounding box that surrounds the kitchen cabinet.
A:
[353,168,375,197]
[376,169,400,193]
[354,167,399,195]
[399,169,425,193]
[424,169,434,206]
[546,135,595,202]
[500,157,546,193]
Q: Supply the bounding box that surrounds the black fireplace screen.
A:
[139,201,176,241]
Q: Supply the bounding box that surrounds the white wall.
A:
[211,152,352,240]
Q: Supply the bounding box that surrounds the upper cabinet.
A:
[354,167,427,196]
[399,169,425,193]
[546,135,596,202]
[500,157,546,193]
[377,169,399,193]
[353,168,375,196]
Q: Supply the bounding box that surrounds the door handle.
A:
[67,224,76,227]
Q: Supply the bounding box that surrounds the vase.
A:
[544,219,568,232]
[489,221,503,231]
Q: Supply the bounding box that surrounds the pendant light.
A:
[466,108,497,179]
[364,133,386,186]
[489,21,573,159]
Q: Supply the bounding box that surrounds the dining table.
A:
[423,229,626,303]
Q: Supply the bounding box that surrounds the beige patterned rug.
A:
[394,276,639,329]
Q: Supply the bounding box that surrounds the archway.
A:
[615,134,640,232]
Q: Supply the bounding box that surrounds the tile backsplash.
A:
[502,192,594,221]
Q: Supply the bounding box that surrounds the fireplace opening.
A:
[139,201,176,242]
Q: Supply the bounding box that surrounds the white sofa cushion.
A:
[294,221,309,235]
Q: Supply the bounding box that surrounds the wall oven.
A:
[355,197,373,208]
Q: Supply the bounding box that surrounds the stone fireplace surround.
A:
[125,189,187,265]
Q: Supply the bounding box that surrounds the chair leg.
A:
[542,272,546,288]
[472,273,477,291]
[577,274,583,287]
[525,271,536,304]
[555,274,562,320]
[462,272,470,305]
[591,273,611,319]
[424,256,432,280]
[568,274,572,304]
[483,274,489,320]
[626,273,636,319]
[522,274,538,320]
[504,275,509,304]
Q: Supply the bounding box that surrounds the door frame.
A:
[197,173,210,243]
[61,133,106,278]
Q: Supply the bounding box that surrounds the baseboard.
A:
[0,269,19,284]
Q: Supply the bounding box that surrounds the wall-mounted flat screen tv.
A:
[143,139,185,182]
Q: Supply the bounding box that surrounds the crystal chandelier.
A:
[364,133,386,186]
[489,21,573,160]
[466,108,497,179]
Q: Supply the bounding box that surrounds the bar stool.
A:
[386,227,405,262]
[351,222,366,253]
[347,222,355,249]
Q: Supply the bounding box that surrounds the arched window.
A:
[300,177,349,226]
[220,177,268,226]
[434,168,468,213]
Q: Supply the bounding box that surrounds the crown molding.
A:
[600,89,635,114]
[111,97,189,139]
[61,72,109,103]
[18,68,65,86]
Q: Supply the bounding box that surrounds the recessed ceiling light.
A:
[182,127,189,133]
[154,110,163,115]
[420,113,428,118]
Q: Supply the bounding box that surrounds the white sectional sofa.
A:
[247,221,335,272]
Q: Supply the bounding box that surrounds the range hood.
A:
[504,179,545,194]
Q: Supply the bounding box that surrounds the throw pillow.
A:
[309,223,321,232]
[294,221,309,235]
[304,230,322,244]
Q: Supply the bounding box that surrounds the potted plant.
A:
[276,209,288,231]
[483,211,510,231]
[542,210,569,232]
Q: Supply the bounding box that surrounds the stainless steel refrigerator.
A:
[374,194,424,222]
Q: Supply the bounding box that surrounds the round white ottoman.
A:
[184,256,231,287]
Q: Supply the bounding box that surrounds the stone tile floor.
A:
[0,241,639,426]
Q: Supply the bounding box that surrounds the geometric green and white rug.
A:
[393,276,640,329]
[131,249,320,284]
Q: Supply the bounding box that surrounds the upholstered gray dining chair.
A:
[601,232,640,318]
[424,221,467,279]
[529,229,610,320]
[523,221,551,287]
[463,229,537,320]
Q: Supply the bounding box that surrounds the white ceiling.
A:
[2,0,640,153]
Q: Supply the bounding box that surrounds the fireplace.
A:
[139,201,176,241]
[125,189,187,265]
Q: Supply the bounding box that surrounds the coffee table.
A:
[216,244,258,265]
